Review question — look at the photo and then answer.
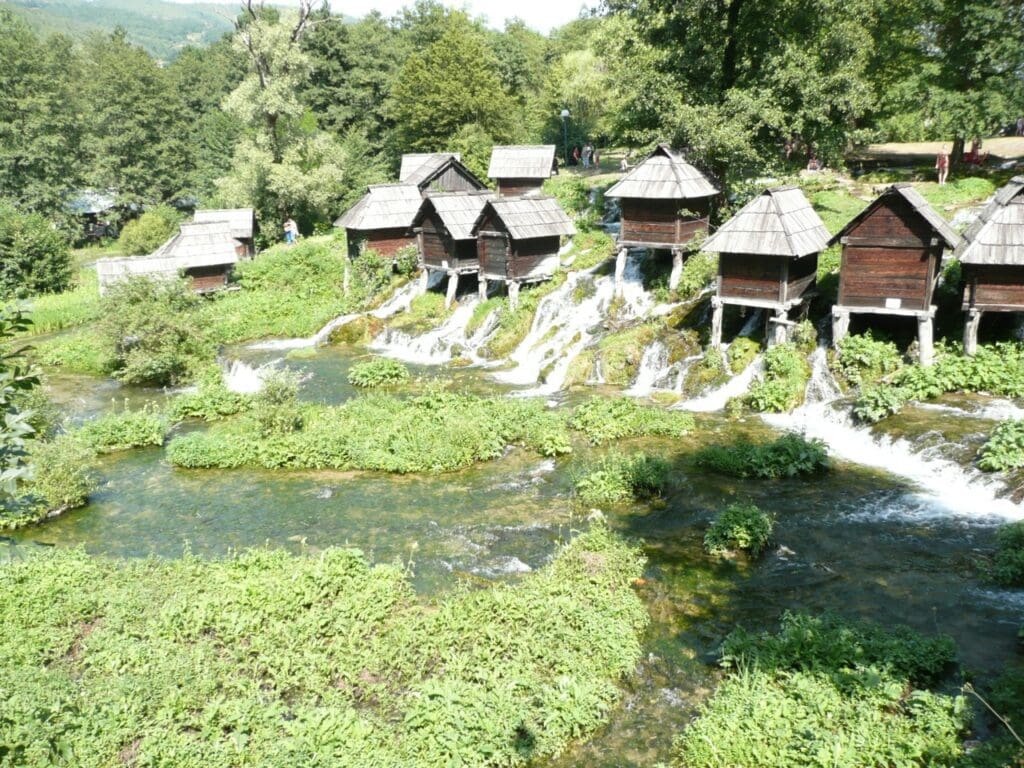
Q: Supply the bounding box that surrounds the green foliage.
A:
[542,175,589,217]
[18,433,97,518]
[116,204,181,256]
[696,432,830,479]
[388,292,449,333]
[33,326,116,377]
[574,452,670,505]
[674,613,965,768]
[252,368,303,438]
[99,275,211,387]
[726,336,760,374]
[448,122,494,183]
[0,200,72,298]
[852,383,910,424]
[834,332,902,387]
[0,308,40,498]
[916,178,997,211]
[393,244,419,278]
[19,269,101,336]
[675,250,718,301]
[978,421,1024,473]
[347,358,411,388]
[167,368,251,422]
[563,229,615,271]
[704,502,775,557]
[75,404,168,453]
[985,522,1024,588]
[0,523,648,766]
[594,324,659,387]
[745,343,809,413]
[167,391,572,473]
[481,276,567,360]
[568,397,694,444]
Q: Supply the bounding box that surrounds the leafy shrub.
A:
[745,343,810,413]
[726,336,760,373]
[349,247,392,299]
[348,358,410,388]
[32,325,116,377]
[986,522,1024,587]
[252,368,303,437]
[673,613,965,768]
[675,250,718,300]
[704,502,775,556]
[16,434,97,522]
[0,309,40,504]
[394,244,419,277]
[99,275,212,386]
[167,367,251,422]
[574,453,670,504]
[75,405,168,452]
[0,523,648,766]
[0,200,72,298]
[569,398,695,444]
[834,332,903,386]
[696,432,829,478]
[116,204,182,255]
[978,420,1024,472]
[852,383,910,423]
[542,174,589,216]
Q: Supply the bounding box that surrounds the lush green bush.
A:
[348,358,411,388]
[75,405,168,452]
[393,244,419,277]
[0,200,72,298]
[168,391,572,473]
[7,434,98,528]
[98,275,212,386]
[704,502,775,556]
[986,522,1024,587]
[252,368,303,437]
[675,250,718,301]
[542,174,589,216]
[167,367,251,422]
[852,383,909,423]
[568,398,695,444]
[593,324,660,386]
[978,421,1024,472]
[673,613,966,768]
[0,309,39,503]
[562,229,615,270]
[117,204,182,256]
[696,432,830,478]
[834,332,903,387]
[574,453,670,505]
[727,336,761,374]
[0,523,648,767]
[745,343,810,413]
[349,247,393,300]
[32,326,116,376]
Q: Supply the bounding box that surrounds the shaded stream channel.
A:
[9,336,1024,764]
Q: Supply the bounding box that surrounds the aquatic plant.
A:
[834,331,903,387]
[348,358,411,388]
[568,397,695,444]
[387,292,449,333]
[673,612,966,768]
[593,324,660,387]
[726,336,761,374]
[986,521,1024,587]
[167,368,251,422]
[696,432,829,478]
[75,405,168,452]
[574,452,670,505]
[744,343,810,413]
[0,523,648,767]
[703,502,775,556]
[978,420,1024,473]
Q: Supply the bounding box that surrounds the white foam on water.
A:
[625,341,670,397]
[370,297,479,365]
[679,355,763,412]
[222,359,277,394]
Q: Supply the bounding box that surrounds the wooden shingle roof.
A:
[956,176,1024,266]
[487,145,556,180]
[333,184,424,231]
[474,196,575,240]
[828,183,960,248]
[415,191,495,240]
[702,186,829,257]
[400,153,461,185]
[192,208,255,240]
[605,145,719,200]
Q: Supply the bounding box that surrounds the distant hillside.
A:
[1,0,235,60]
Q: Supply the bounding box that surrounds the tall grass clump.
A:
[569,398,695,444]
[3,434,99,529]
[704,502,775,556]
[574,453,671,504]
[19,269,101,336]
[696,432,829,478]
[672,612,965,768]
[0,523,648,767]
[167,367,251,422]
[348,358,410,388]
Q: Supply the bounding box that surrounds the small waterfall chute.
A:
[370,297,480,365]
[678,355,764,412]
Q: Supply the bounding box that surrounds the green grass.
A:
[593,324,660,386]
[568,397,695,444]
[387,291,450,334]
[347,358,410,388]
[573,452,670,505]
[17,269,101,336]
[808,188,869,234]
[74,406,169,453]
[0,523,648,767]
[696,432,830,479]
[916,177,997,211]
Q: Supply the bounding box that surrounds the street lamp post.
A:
[560,109,570,165]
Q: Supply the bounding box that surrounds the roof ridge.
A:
[767,188,799,256]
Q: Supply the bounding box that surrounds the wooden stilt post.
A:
[918,312,935,366]
[964,309,981,356]
[417,268,429,295]
[445,271,459,309]
[831,307,850,346]
[508,281,520,311]
[767,308,789,347]
[710,297,724,349]
[478,275,488,302]
[614,247,627,298]
[669,249,683,291]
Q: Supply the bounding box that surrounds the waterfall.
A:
[804,347,842,405]
[370,297,480,365]
[679,355,764,412]
[625,341,670,397]
[371,275,441,319]
[222,359,277,394]
[736,309,764,339]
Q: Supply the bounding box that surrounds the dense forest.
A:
[1,0,1022,250]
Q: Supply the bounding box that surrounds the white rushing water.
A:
[679,355,764,412]
[370,297,483,365]
[222,359,277,394]
[763,348,1024,522]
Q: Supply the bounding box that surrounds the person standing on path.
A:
[582,143,592,169]
[935,148,950,185]
[1017,116,1024,137]
[284,217,298,245]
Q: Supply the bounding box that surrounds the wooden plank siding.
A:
[423,165,485,193]
[785,254,817,302]
[347,229,416,260]
[719,253,786,303]
[497,179,545,197]
[962,264,1024,311]
[619,198,710,248]
[186,265,230,293]
[416,216,479,273]
[837,194,941,312]
[478,233,510,280]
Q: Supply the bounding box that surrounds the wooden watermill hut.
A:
[399,153,485,192]
[472,196,575,309]
[957,175,1024,355]
[701,186,830,348]
[96,221,246,295]
[605,144,719,292]
[333,184,424,260]
[487,145,556,197]
[412,190,495,307]
[192,208,257,257]
[829,183,960,365]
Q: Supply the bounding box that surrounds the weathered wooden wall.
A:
[962,265,1024,311]
[784,254,818,303]
[185,265,230,293]
[478,233,510,280]
[424,166,484,193]
[719,253,785,302]
[418,216,452,269]
[496,178,545,197]
[510,236,560,280]
[347,229,416,259]
[837,195,940,311]
[619,198,710,247]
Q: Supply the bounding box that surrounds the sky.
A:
[169,0,591,33]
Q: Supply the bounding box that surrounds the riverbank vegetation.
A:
[0,523,648,767]
[986,522,1024,587]
[696,432,830,479]
[703,503,775,557]
[573,453,670,505]
[347,358,410,388]
[744,343,811,413]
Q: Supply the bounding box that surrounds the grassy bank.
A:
[0,524,648,767]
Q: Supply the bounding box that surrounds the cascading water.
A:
[222,358,277,394]
[763,347,1024,522]
[678,355,764,412]
[370,297,482,365]
[625,341,669,397]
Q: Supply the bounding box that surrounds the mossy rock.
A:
[665,328,701,365]
[329,316,384,346]
[596,324,659,386]
[727,337,761,373]
[565,349,596,387]
[682,350,729,398]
